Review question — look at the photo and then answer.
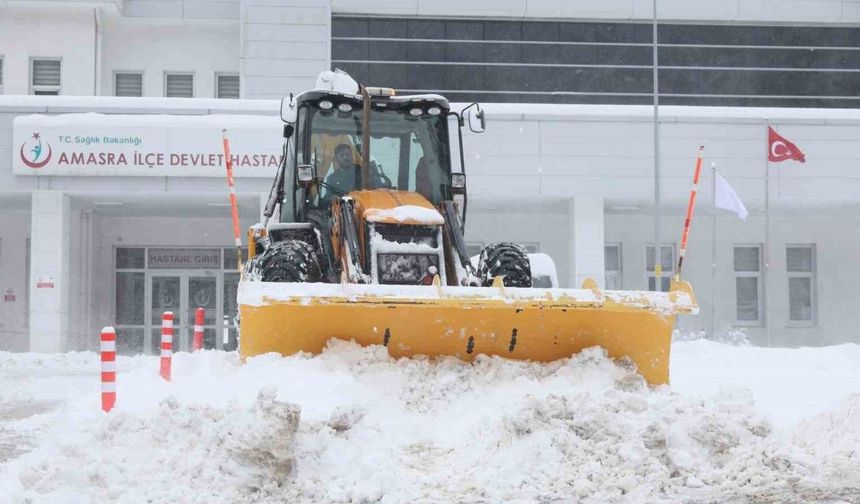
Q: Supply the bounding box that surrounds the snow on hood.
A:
[364,205,445,226]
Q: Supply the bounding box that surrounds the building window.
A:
[733,245,762,324]
[787,245,816,323]
[164,72,193,98]
[31,59,61,95]
[216,73,240,99]
[604,243,622,290]
[115,72,143,97]
[332,16,860,108]
[645,244,675,292]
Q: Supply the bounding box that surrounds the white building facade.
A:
[2,0,860,353]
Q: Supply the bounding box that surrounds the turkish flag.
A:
[768,126,806,163]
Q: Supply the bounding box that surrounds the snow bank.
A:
[671,340,860,430]
[1,341,859,503]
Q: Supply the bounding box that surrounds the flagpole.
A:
[652,0,662,289]
[710,161,717,338]
[764,120,771,347]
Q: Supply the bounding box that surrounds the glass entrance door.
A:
[147,271,222,354]
[149,274,182,354]
[188,275,218,349]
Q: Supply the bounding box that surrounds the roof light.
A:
[319,100,333,110]
[409,107,423,117]
[428,106,442,116]
[338,103,353,112]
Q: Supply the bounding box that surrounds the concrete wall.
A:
[107,0,860,23]
[465,205,570,289]
[124,0,238,20]
[459,204,860,348]
[240,0,332,99]
[100,13,240,98]
[0,5,96,95]
[462,105,860,210]
[605,212,860,347]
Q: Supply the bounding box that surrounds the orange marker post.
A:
[676,146,705,281]
[222,129,243,273]
[193,307,204,351]
[160,312,173,381]
[100,327,117,412]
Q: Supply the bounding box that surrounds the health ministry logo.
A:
[20,132,53,168]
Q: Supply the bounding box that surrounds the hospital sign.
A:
[13,113,284,177]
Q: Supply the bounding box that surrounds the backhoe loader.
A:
[237,71,697,385]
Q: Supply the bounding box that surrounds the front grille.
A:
[377,253,439,285]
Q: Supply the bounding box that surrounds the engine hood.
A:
[350,190,445,226]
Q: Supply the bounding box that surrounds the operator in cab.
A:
[323,143,388,200]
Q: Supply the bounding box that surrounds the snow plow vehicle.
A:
[237,71,698,385]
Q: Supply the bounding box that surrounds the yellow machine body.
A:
[238,279,697,385]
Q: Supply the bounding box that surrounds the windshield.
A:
[302,105,451,205]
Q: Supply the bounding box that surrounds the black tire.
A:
[256,240,323,283]
[478,242,532,288]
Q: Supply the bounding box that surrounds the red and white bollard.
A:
[160,312,173,381]
[100,327,116,412]
[193,307,205,351]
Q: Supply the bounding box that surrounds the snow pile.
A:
[792,395,860,488]
[1,341,859,503]
[674,328,751,346]
[8,394,298,503]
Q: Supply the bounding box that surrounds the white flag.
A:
[715,172,748,220]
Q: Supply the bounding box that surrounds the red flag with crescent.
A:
[768,126,805,163]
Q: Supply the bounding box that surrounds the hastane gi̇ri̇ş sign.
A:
[13,113,284,177]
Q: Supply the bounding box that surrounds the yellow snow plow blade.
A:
[238,279,697,385]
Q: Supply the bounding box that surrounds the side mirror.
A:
[451,173,466,194]
[297,164,314,186]
[283,124,294,139]
[280,94,297,124]
[467,105,485,133]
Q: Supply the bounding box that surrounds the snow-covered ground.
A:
[1,338,859,504]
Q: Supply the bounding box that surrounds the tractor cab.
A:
[255,71,485,285]
[283,89,455,224]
